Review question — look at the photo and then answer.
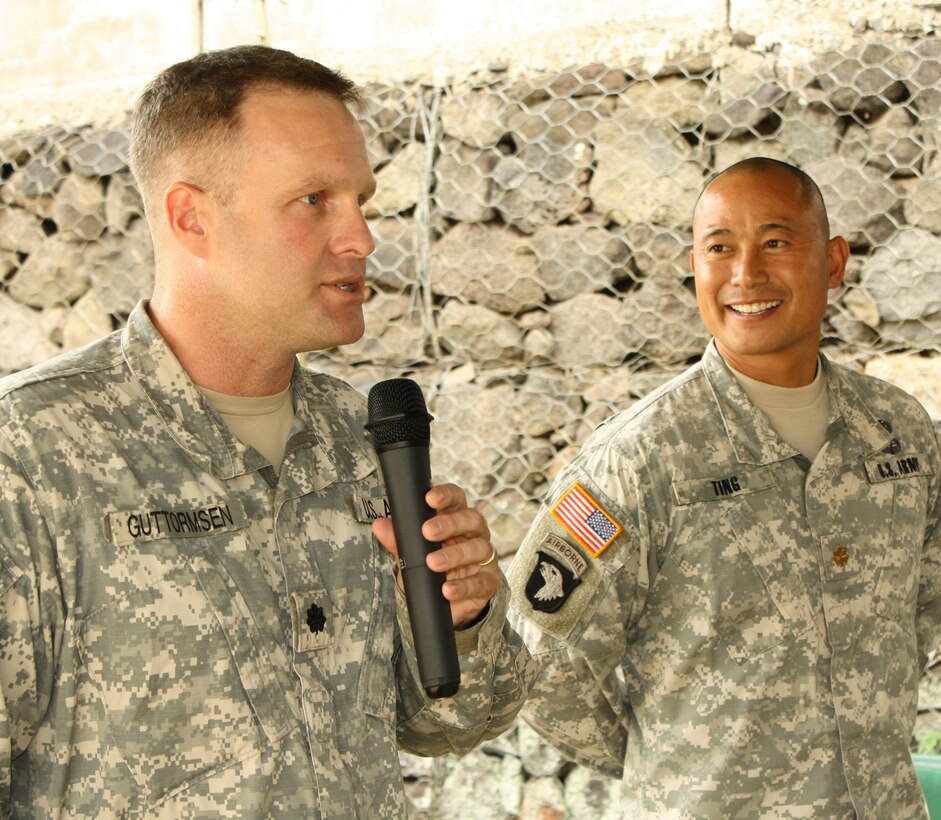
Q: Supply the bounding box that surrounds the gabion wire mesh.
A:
[1,36,940,556]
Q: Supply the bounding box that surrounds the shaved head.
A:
[695,157,830,241]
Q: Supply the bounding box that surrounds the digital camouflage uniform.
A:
[0,301,534,818]
[509,341,941,819]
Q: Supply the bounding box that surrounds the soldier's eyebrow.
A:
[701,227,731,240]
[294,174,376,200]
[698,223,795,242]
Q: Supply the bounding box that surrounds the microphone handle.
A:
[377,442,460,698]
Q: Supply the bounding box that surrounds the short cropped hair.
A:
[696,157,831,240]
[129,45,361,211]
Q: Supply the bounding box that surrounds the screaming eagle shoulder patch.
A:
[524,533,588,613]
[551,482,622,557]
[526,551,580,612]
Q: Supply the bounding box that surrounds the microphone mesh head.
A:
[366,378,432,448]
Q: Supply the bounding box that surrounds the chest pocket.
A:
[285,480,399,737]
[670,473,813,664]
[78,536,293,807]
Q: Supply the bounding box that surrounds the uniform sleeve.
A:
[915,426,941,669]
[506,448,651,779]
[0,432,62,811]
[392,573,537,757]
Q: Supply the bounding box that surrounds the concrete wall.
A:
[3,0,939,132]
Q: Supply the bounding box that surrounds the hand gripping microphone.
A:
[365,378,460,699]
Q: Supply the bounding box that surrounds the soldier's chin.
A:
[307,322,365,354]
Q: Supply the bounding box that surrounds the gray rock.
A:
[88,220,155,315]
[68,127,130,178]
[367,217,419,291]
[62,291,113,352]
[627,277,711,364]
[533,224,630,301]
[492,141,591,234]
[359,81,419,146]
[564,765,623,819]
[0,250,18,280]
[626,223,691,282]
[909,37,941,118]
[804,156,902,246]
[440,89,508,149]
[436,749,513,819]
[433,137,498,223]
[704,51,785,139]
[775,99,840,166]
[859,229,941,323]
[335,290,426,366]
[432,223,543,314]
[623,77,712,130]
[524,327,554,361]
[505,96,609,150]
[811,45,908,117]
[713,138,789,172]
[518,721,566,777]
[1,169,57,220]
[438,300,525,364]
[840,105,931,177]
[0,206,46,256]
[430,382,518,497]
[51,174,107,241]
[7,234,93,308]
[478,489,541,558]
[364,141,426,217]
[543,63,630,98]
[590,118,703,228]
[904,153,941,234]
[549,293,644,367]
[0,294,60,372]
[105,173,144,231]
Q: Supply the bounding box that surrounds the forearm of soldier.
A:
[519,642,627,779]
[394,577,537,757]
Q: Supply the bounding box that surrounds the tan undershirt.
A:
[198,385,295,472]
[728,361,829,461]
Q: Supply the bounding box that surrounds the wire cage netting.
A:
[1,36,940,549]
[3,30,941,814]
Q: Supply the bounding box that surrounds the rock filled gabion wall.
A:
[2,32,941,818]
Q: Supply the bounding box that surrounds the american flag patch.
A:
[551,482,622,557]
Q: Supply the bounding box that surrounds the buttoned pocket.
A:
[873,473,931,620]
[671,502,813,664]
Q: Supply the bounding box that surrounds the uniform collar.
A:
[120,300,239,477]
[120,300,374,487]
[700,340,894,466]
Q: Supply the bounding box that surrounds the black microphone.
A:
[365,378,460,699]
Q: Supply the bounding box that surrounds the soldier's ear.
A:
[163,182,210,260]
[826,235,850,289]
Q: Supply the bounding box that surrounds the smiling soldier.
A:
[509,158,941,818]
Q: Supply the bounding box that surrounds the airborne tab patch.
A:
[551,482,622,557]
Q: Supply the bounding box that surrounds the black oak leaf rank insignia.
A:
[525,551,580,613]
[306,603,326,633]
